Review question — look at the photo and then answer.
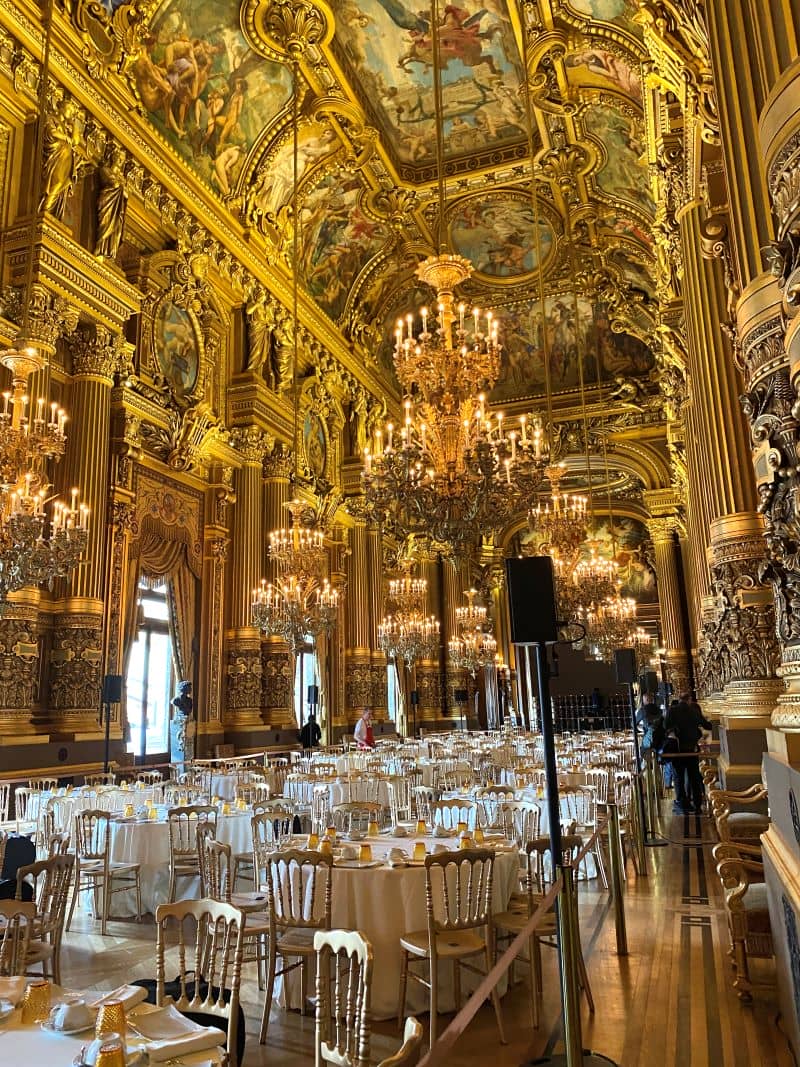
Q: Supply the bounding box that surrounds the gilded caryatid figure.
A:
[244,290,291,391]
[40,96,86,220]
[94,145,128,260]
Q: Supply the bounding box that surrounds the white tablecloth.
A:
[277,833,518,1020]
[0,988,222,1065]
[106,810,252,915]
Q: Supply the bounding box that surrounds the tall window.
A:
[294,643,319,726]
[387,663,399,722]
[126,581,173,760]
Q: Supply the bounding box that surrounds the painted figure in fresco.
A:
[374,0,500,74]
[566,48,641,98]
[132,40,181,136]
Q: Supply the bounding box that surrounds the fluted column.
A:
[225,427,270,728]
[344,520,372,719]
[646,516,691,697]
[416,556,442,726]
[260,445,294,727]
[46,328,122,733]
[366,523,388,720]
[677,199,780,732]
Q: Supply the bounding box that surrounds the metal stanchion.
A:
[607,802,628,957]
[558,864,584,1066]
[631,773,649,873]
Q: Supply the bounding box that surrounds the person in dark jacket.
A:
[664,693,712,813]
[299,712,321,749]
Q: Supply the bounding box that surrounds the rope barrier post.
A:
[557,862,584,1067]
[631,772,648,873]
[607,802,628,957]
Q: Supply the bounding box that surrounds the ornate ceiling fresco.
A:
[120,0,665,531]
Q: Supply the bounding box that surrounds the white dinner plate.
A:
[128,1003,213,1041]
[333,859,384,869]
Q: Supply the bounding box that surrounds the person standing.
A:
[664,693,712,814]
[299,711,321,749]
[354,707,375,749]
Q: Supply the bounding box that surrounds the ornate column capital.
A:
[231,425,274,466]
[645,515,679,544]
[262,441,293,481]
[69,326,132,382]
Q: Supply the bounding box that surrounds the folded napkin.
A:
[144,1027,225,1062]
[85,985,149,1012]
[0,976,26,1006]
[387,847,408,866]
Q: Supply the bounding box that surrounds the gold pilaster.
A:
[366,523,388,717]
[260,445,294,727]
[344,520,372,717]
[644,515,690,696]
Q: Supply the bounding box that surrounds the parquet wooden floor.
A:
[58,808,793,1066]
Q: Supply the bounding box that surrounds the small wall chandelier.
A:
[448,587,497,677]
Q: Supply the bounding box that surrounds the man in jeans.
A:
[664,693,712,814]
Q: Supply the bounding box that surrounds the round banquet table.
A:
[275,833,519,1021]
[107,809,253,916]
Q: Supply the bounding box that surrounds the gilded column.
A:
[46,327,123,734]
[677,199,780,736]
[416,555,442,727]
[645,515,691,697]
[225,427,271,729]
[367,522,388,720]
[344,520,372,719]
[260,444,294,727]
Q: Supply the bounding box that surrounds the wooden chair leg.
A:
[429,952,439,1049]
[397,951,409,1032]
[66,860,80,932]
[259,945,277,1044]
[485,942,507,1044]
[101,871,110,936]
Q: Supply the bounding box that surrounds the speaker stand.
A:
[102,700,112,774]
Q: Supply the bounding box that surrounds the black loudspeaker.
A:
[454,688,468,703]
[643,670,659,694]
[307,684,319,705]
[614,648,638,684]
[101,674,124,704]
[410,690,420,706]
[505,556,559,644]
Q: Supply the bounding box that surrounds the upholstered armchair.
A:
[709,784,769,844]
[714,843,773,1000]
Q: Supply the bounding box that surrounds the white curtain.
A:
[484,663,499,729]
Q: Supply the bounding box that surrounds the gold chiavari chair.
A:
[0,899,35,976]
[155,898,245,1067]
[250,807,296,893]
[16,853,75,984]
[495,835,593,1027]
[85,773,116,787]
[377,1018,424,1067]
[331,802,383,836]
[167,804,218,903]
[386,778,413,827]
[46,830,71,857]
[314,929,373,1067]
[136,770,163,785]
[28,778,58,793]
[0,782,10,823]
[430,799,477,832]
[412,786,435,825]
[200,836,271,988]
[397,849,506,1049]
[259,849,333,1045]
[66,809,142,933]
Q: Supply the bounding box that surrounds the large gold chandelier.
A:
[363,254,548,558]
[252,500,339,653]
[378,558,439,667]
[578,588,637,663]
[0,1,87,599]
[449,587,497,678]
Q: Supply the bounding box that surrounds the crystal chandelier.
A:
[363,255,548,558]
[628,626,656,671]
[531,465,587,567]
[378,558,439,667]
[252,500,339,653]
[579,589,637,663]
[0,0,88,599]
[448,587,497,677]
